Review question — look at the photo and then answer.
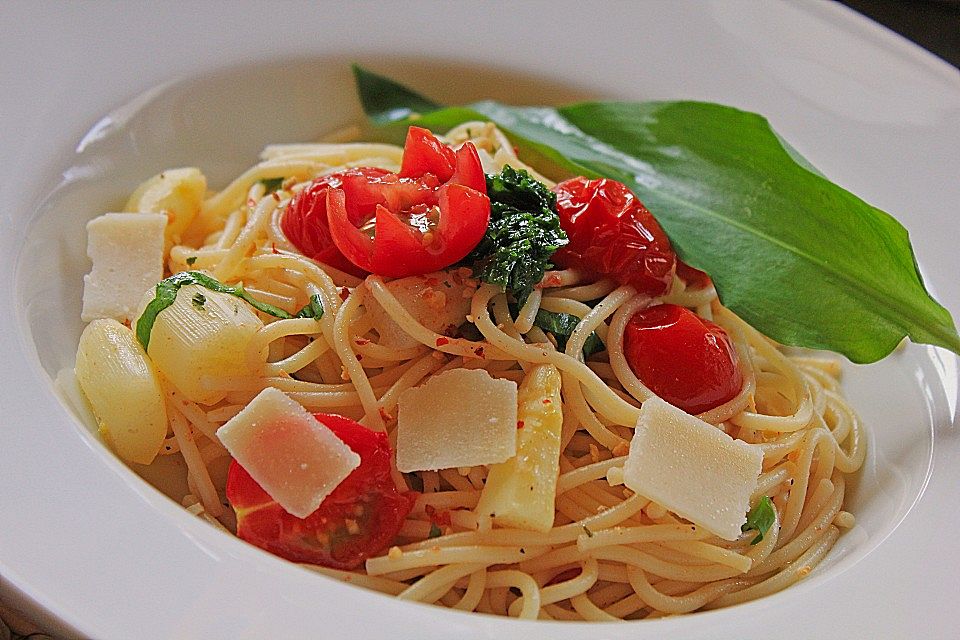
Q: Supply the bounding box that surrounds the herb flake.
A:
[533,308,604,357]
[295,294,325,320]
[259,177,284,194]
[742,496,776,544]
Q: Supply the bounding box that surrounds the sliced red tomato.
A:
[399,126,457,182]
[328,129,488,278]
[676,260,712,290]
[552,177,676,296]
[328,181,489,277]
[623,304,743,415]
[280,167,390,278]
[283,127,488,279]
[226,413,416,570]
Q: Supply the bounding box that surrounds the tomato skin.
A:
[326,129,489,278]
[676,260,712,290]
[623,304,743,415]
[399,126,457,182]
[449,142,487,194]
[280,167,391,278]
[552,177,676,296]
[226,413,416,570]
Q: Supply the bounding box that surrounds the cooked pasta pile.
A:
[120,122,865,620]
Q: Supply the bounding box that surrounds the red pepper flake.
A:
[517,420,525,430]
[355,338,371,346]
[339,287,350,301]
[379,407,394,422]
[356,354,363,361]
[543,399,552,405]
[271,242,279,254]
[536,273,563,289]
[435,337,450,347]
[271,191,281,202]
[474,346,485,359]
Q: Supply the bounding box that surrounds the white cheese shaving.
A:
[622,397,763,541]
[396,369,518,472]
[81,212,166,323]
[217,387,360,518]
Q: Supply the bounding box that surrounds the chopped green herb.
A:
[428,523,442,539]
[533,308,604,357]
[581,524,594,538]
[191,292,206,310]
[295,294,325,320]
[136,271,296,350]
[466,166,567,308]
[259,177,284,194]
[742,496,776,544]
[185,256,198,267]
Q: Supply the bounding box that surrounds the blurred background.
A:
[840,0,959,67]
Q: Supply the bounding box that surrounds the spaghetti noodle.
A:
[80,121,865,621]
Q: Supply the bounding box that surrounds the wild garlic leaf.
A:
[533,309,604,357]
[352,65,960,363]
[136,271,295,349]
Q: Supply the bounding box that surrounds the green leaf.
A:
[259,177,284,194]
[428,523,442,539]
[467,166,567,307]
[742,496,776,545]
[351,65,960,363]
[295,294,325,320]
[533,308,604,357]
[352,64,441,126]
[136,271,295,350]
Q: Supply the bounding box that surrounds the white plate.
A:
[1,1,958,638]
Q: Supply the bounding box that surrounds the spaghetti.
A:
[84,121,865,620]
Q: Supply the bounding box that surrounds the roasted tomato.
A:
[281,167,391,278]
[623,304,743,415]
[676,260,712,290]
[226,413,416,569]
[282,126,489,279]
[552,177,676,296]
[283,127,488,278]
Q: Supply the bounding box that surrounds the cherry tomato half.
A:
[281,167,391,278]
[283,126,489,279]
[623,304,743,415]
[552,177,676,296]
[226,413,416,570]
